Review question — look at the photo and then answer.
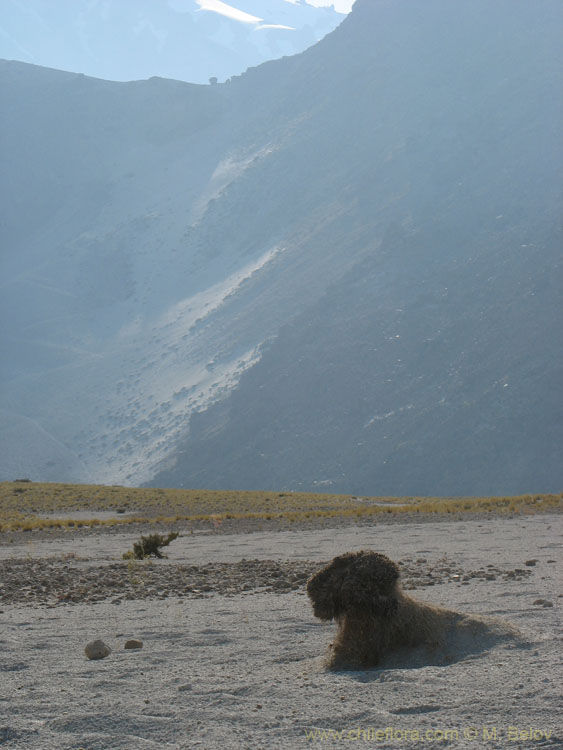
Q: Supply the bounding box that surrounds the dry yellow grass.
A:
[0,481,561,532]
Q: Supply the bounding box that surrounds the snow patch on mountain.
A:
[196,0,263,25]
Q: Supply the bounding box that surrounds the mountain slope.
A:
[149,0,563,494]
[1,0,561,493]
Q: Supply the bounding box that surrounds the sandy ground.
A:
[0,514,561,749]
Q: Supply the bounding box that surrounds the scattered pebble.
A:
[532,599,553,607]
[0,556,538,607]
[84,640,111,660]
[124,639,143,650]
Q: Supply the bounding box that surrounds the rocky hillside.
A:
[1,0,561,494]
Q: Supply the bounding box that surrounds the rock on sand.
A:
[84,639,112,660]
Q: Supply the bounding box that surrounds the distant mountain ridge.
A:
[1,0,561,494]
[0,0,345,84]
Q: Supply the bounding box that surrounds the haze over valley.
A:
[0,0,348,85]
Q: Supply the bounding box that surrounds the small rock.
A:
[532,599,553,607]
[525,559,538,566]
[124,639,143,650]
[85,640,112,660]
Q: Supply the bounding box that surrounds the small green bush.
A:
[123,532,179,560]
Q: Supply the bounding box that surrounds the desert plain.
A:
[0,486,561,749]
